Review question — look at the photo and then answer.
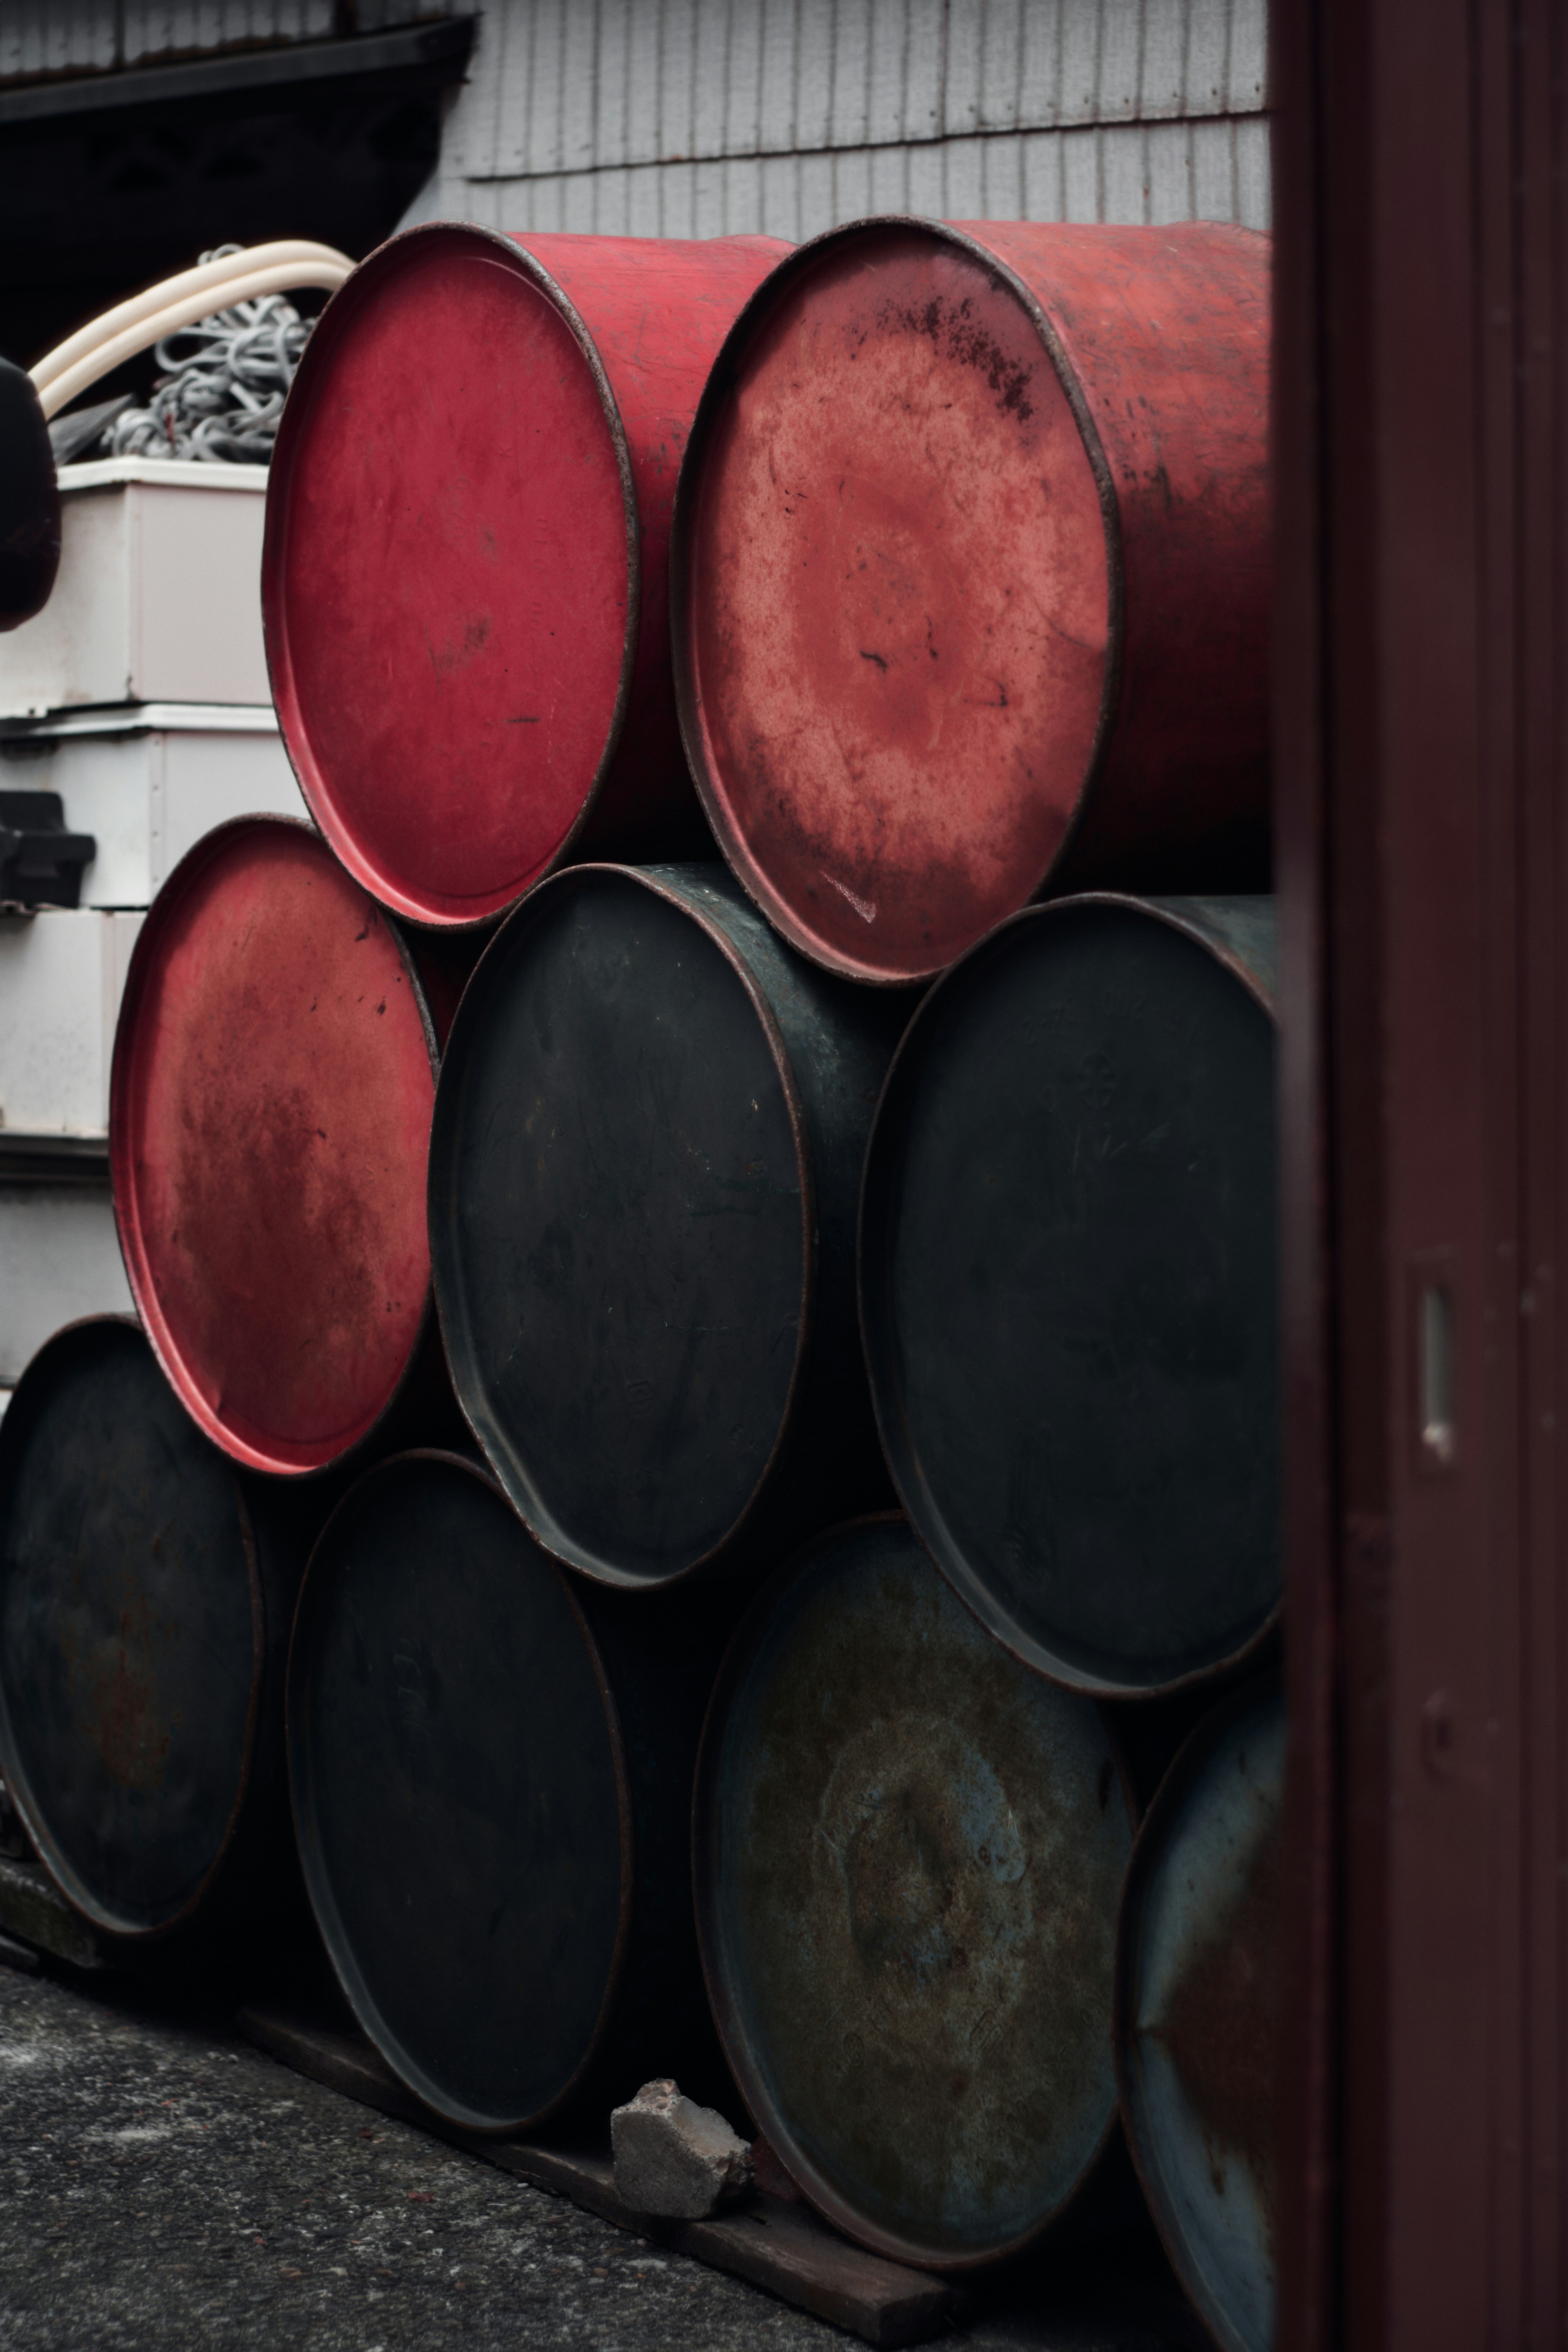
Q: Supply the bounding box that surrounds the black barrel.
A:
[860,894,1279,1697]
[694,1514,1134,2270]
[0,1317,311,1941]
[287,1449,735,2134]
[428,862,909,1589]
[1116,1679,1283,2352]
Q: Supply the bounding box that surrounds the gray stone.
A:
[611,2079,754,2221]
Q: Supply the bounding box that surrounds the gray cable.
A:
[98,245,315,466]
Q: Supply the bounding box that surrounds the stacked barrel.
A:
[0,216,1280,2352]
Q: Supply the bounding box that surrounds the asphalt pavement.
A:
[0,1958,1200,2351]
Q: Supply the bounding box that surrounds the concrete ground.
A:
[0,1958,1202,2351]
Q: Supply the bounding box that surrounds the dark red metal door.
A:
[1273,1,1568,2345]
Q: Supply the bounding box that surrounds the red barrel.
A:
[672,218,1270,984]
[110,817,450,1477]
[263,225,790,930]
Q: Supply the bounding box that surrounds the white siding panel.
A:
[980,129,1024,219]
[757,0,798,156]
[973,0,1023,135]
[724,0,765,153]
[1184,0,1232,114]
[865,0,913,146]
[1189,115,1236,220]
[944,0,983,134]
[943,134,985,219]
[829,0,873,149]
[1017,1,1067,134]
[1139,0,1189,118]
[1229,0,1267,109]
[1235,111,1270,228]
[624,0,662,167]
[1060,123,1101,222]
[693,156,729,234]
[903,0,944,142]
[868,139,911,215]
[1058,0,1102,129]
[408,0,1272,246]
[560,0,598,171]
[905,135,945,220]
[1096,0,1142,125]
[797,145,836,238]
[833,141,875,223]
[660,0,699,163]
[1099,122,1149,221]
[1020,128,1066,220]
[1145,118,1192,220]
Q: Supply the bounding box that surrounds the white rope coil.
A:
[32,241,353,437]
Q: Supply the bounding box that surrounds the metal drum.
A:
[1117,1680,1283,2352]
[694,1515,1134,2270]
[672,218,1270,984]
[0,1317,310,1940]
[263,226,790,930]
[428,862,907,1589]
[860,894,1279,1697]
[110,816,452,1479]
[287,1449,732,2134]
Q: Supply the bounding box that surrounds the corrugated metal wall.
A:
[0,0,1269,239]
[416,0,1270,239]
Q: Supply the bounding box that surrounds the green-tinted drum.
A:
[695,1515,1134,2268]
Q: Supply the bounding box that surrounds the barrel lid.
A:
[263,224,636,928]
[695,1514,1132,2268]
[673,217,1114,984]
[860,893,1280,1696]
[429,862,810,1587]
[110,816,438,1476]
[0,1317,260,1938]
[1116,1679,1283,2352]
[288,1451,629,2133]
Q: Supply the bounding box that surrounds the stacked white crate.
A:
[0,457,309,1389]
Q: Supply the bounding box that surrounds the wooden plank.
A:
[236,2006,968,2349]
[0,1856,112,1973]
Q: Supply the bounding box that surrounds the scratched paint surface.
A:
[1121,1686,1282,2352]
[267,229,788,926]
[113,823,435,1474]
[270,230,628,916]
[687,226,1108,979]
[704,1517,1131,2262]
[0,1322,255,1931]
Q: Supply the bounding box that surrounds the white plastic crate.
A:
[0,457,270,717]
[0,704,308,907]
[0,908,142,1142]
[0,1185,133,1386]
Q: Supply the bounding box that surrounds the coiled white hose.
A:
[30,241,353,422]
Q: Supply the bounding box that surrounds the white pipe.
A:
[30,242,353,395]
[37,260,353,421]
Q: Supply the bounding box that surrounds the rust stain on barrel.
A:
[1156,1809,1281,2236]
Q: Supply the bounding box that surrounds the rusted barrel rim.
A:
[668,214,1126,987]
[285,1446,635,2135]
[858,890,1281,1700]
[263,222,642,932]
[0,1314,265,1942]
[1113,1672,1283,2352]
[691,1510,1125,2273]
[428,861,817,1588]
[109,813,444,1481]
